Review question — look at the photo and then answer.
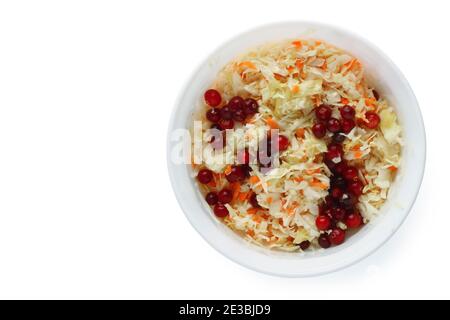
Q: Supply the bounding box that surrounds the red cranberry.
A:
[205,192,218,205]
[225,165,246,182]
[299,240,311,250]
[332,207,346,221]
[228,96,244,112]
[219,118,234,130]
[277,135,290,151]
[340,105,355,120]
[325,143,343,162]
[346,212,363,228]
[249,193,260,208]
[206,108,221,123]
[213,203,229,217]
[343,166,358,181]
[318,234,331,248]
[365,111,380,129]
[197,169,213,184]
[340,193,357,209]
[331,175,347,189]
[331,187,343,199]
[204,89,221,107]
[348,180,364,196]
[333,161,348,175]
[315,105,332,121]
[327,118,342,133]
[324,197,335,210]
[233,108,246,122]
[243,98,259,115]
[341,119,355,134]
[218,188,233,204]
[312,122,326,138]
[332,133,345,143]
[329,228,346,245]
[316,215,331,231]
[220,106,233,120]
[324,159,336,171]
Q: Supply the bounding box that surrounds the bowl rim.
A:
[166,21,426,277]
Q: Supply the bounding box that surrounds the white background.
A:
[0,0,445,299]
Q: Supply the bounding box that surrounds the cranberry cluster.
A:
[197,165,252,218]
[204,89,259,130]
[311,104,380,139]
[310,103,381,248]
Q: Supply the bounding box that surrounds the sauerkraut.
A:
[192,39,402,252]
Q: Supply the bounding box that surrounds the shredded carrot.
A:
[286,65,294,73]
[292,40,302,48]
[260,213,270,220]
[224,165,232,175]
[265,117,279,130]
[247,208,258,215]
[320,61,328,71]
[293,176,304,183]
[291,84,299,94]
[388,165,398,172]
[353,151,363,159]
[207,180,216,188]
[295,128,305,139]
[305,168,321,175]
[315,40,322,46]
[238,192,249,202]
[312,95,322,107]
[238,61,256,70]
[267,197,273,204]
[249,176,260,184]
[295,59,304,70]
[351,143,362,151]
[273,73,287,82]
[231,182,241,202]
[287,206,297,216]
[300,70,307,79]
[309,178,328,190]
[343,59,356,69]
[252,215,262,223]
[341,97,349,105]
[246,229,255,237]
[365,98,377,107]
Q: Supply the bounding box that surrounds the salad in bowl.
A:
[192,39,402,252]
[168,22,424,276]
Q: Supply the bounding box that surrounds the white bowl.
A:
[167,21,426,277]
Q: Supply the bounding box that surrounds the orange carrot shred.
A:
[309,178,328,190]
[238,61,256,70]
[341,97,349,105]
[247,208,258,215]
[224,165,232,175]
[388,165,398,172]
[291,85,299,94]
[295,128,305,139]
[292,40,302,48]
[354,151,363,159]
[265,117,279,129]
[249,176,260,184]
